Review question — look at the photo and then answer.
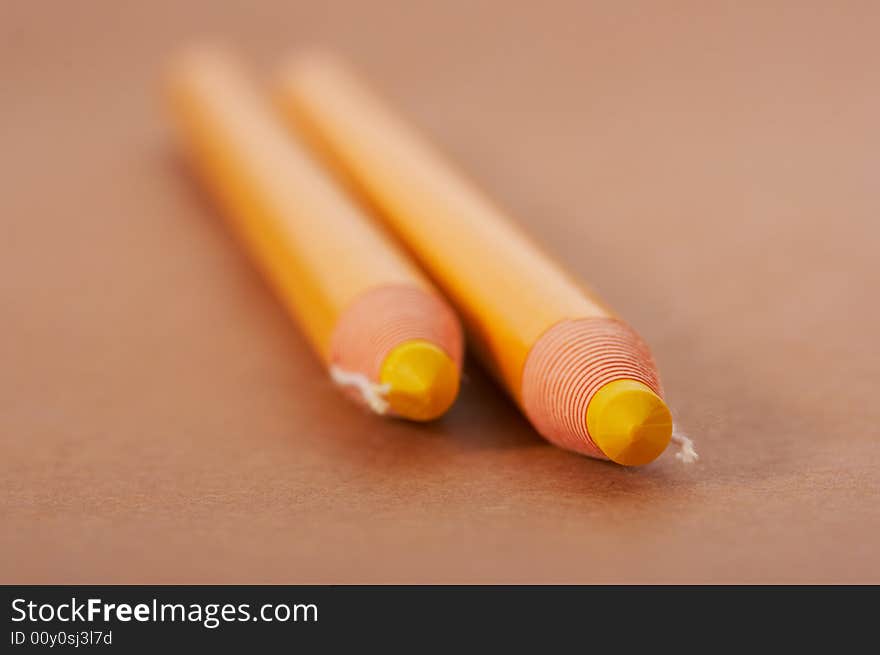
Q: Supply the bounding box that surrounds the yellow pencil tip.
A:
[586,379,673,466]
[379,340,459,421]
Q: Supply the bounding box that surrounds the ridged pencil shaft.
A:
[276,54,672,463]
[167,48,462,420]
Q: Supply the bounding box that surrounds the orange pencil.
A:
[166,48,462,420]
[277,54,691,464]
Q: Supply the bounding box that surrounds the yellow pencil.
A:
[167,48,463,420]
[277,53,685,464]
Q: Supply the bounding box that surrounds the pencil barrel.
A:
[167,48,464,420]
[277,54,672,458]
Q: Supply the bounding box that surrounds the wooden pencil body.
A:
[277,55,670,461]
[168,49,462,420]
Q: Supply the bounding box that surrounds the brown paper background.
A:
[2,1,878,583]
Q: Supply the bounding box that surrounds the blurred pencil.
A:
[276,53,674,464]
[166,48,462,420]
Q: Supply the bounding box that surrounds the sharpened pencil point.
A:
[379,340,459,421]
[586,379,673,466]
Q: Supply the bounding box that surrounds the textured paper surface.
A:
[2,1,878,583]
